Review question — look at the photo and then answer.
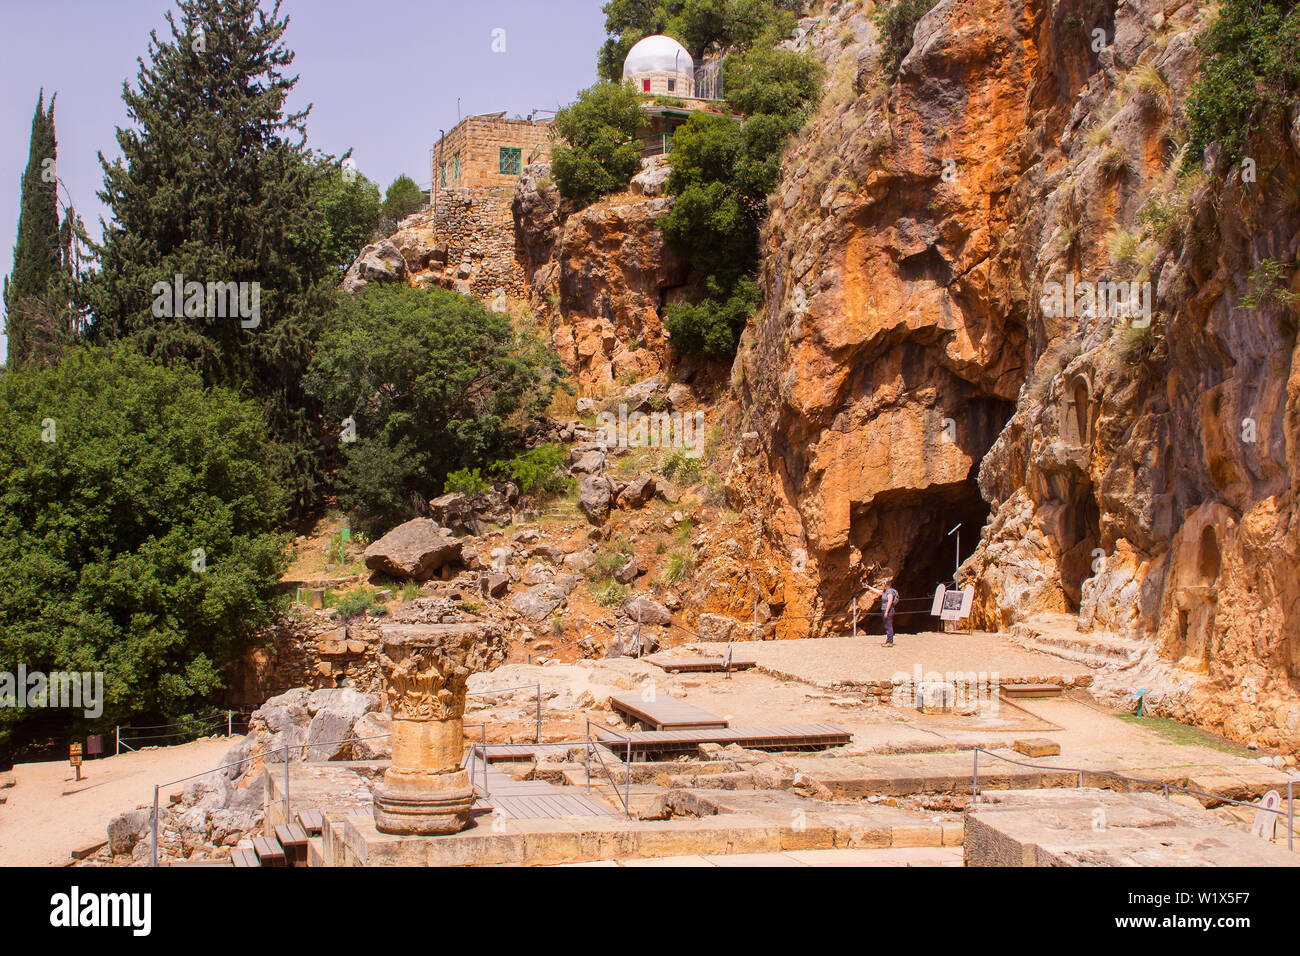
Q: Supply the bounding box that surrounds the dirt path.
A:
[0,737,235,867]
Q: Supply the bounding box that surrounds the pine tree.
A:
[83,0,340,518]
[4,92,63,366]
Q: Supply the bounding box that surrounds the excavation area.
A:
[199,631,1300,868]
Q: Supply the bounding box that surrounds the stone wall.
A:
[433,114,553,193]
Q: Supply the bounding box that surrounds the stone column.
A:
[372,623,504,835]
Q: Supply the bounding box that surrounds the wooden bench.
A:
[252,834,286,867]
[608,695,729,731]
[230,847,260,868]
[1002,683,1063,699]
[274,824,309,866]
[295,809,324,835]
[649,657,757,674]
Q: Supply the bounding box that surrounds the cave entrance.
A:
[852,477,992,634]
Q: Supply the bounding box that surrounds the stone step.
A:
[1019,640,1127,670]
[1023,628,1145,663]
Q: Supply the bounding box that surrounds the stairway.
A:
[1010,614,1148,670]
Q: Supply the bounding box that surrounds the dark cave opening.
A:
[852,477,992,634]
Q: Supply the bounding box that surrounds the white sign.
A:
[931,584,974,621]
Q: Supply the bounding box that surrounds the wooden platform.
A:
[1002,683,1063,699]
[593,723,852,755]
[609,694,729,731]
[648,656,757,673]
[472,769,615,820]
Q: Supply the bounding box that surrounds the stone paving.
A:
[690,632,1093,691]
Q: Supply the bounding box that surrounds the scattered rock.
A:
[364,519,464,581]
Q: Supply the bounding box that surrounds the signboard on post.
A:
[69,742,83,781]
[931,584,974,622]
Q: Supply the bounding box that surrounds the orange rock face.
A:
[730,0,1300,751]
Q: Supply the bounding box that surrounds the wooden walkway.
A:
[648,657,757,673]
[472,769,616,820]
[609,694,729,731]
[594,723,853,755]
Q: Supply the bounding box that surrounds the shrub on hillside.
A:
[551,82,645,206]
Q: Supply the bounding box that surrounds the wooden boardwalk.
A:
[472,769,615,820]
[609,694,729,731]
[594,723,853,755]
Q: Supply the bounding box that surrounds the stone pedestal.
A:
[372,623,505,835]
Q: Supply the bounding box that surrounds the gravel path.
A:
[0,737,235,866]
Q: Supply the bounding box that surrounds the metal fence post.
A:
[852,597,857,639]
[585,721,591,794]
[227,710,232,737]
[151,785,159,868]
[116,725,120,756]
[283,745,290,825]
[971,749,978,803]
[535,683,541,743]
[752,602,758,641]
[1290,780,1294,853]
[625,737,632,818]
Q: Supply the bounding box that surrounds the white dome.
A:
[622,35,693,78]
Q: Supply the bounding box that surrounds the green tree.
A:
[315,160,381,273]
[660,48,817,356]
[304,285,565,535]
[381,174,425,229]
[0,347,288,752]
[551,81,646,206]
[1187,0,1300,163]
[82,0,339,520]
[4,91,74,368]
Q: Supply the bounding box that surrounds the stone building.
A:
[432,112,553,193]
[623,34,696,97]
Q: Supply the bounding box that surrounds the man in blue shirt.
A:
[861,577,899,646]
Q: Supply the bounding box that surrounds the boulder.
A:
[481,571,510,598]
[570,449,606,475]
[342,240,408,295]
[621,593,671,626]
[614,556,641,584]
[510,583,568,621]
[578,475,613,525]
[624,376,664,412]
[630,157,671,197]
[618,475,657,509]
[351,711,393,760]
[563,548,597,573]
[427,490,513,536]
[107,808,153,855]
[304,688,379,761]
[364,518,463,581]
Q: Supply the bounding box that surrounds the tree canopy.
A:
[551,81,646,206]
[0,347,287,752]
[304,285,564,535]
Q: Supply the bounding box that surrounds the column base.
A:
[372,769,474,836]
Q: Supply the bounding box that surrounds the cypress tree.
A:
[84,0,339,518]
[4,92,62,366]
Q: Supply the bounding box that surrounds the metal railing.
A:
[970,747,1297,851]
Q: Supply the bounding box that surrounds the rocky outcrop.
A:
[342,239,408,295]
[514,163,694,386]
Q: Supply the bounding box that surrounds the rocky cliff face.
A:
[513,160,696,388]
[729,0,1300,749]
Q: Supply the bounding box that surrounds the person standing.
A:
[861,577,900,646]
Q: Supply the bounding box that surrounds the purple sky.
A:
[0,0,610,360]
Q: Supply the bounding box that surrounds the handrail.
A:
[970,746,1297,851]
[585,719,633,818]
